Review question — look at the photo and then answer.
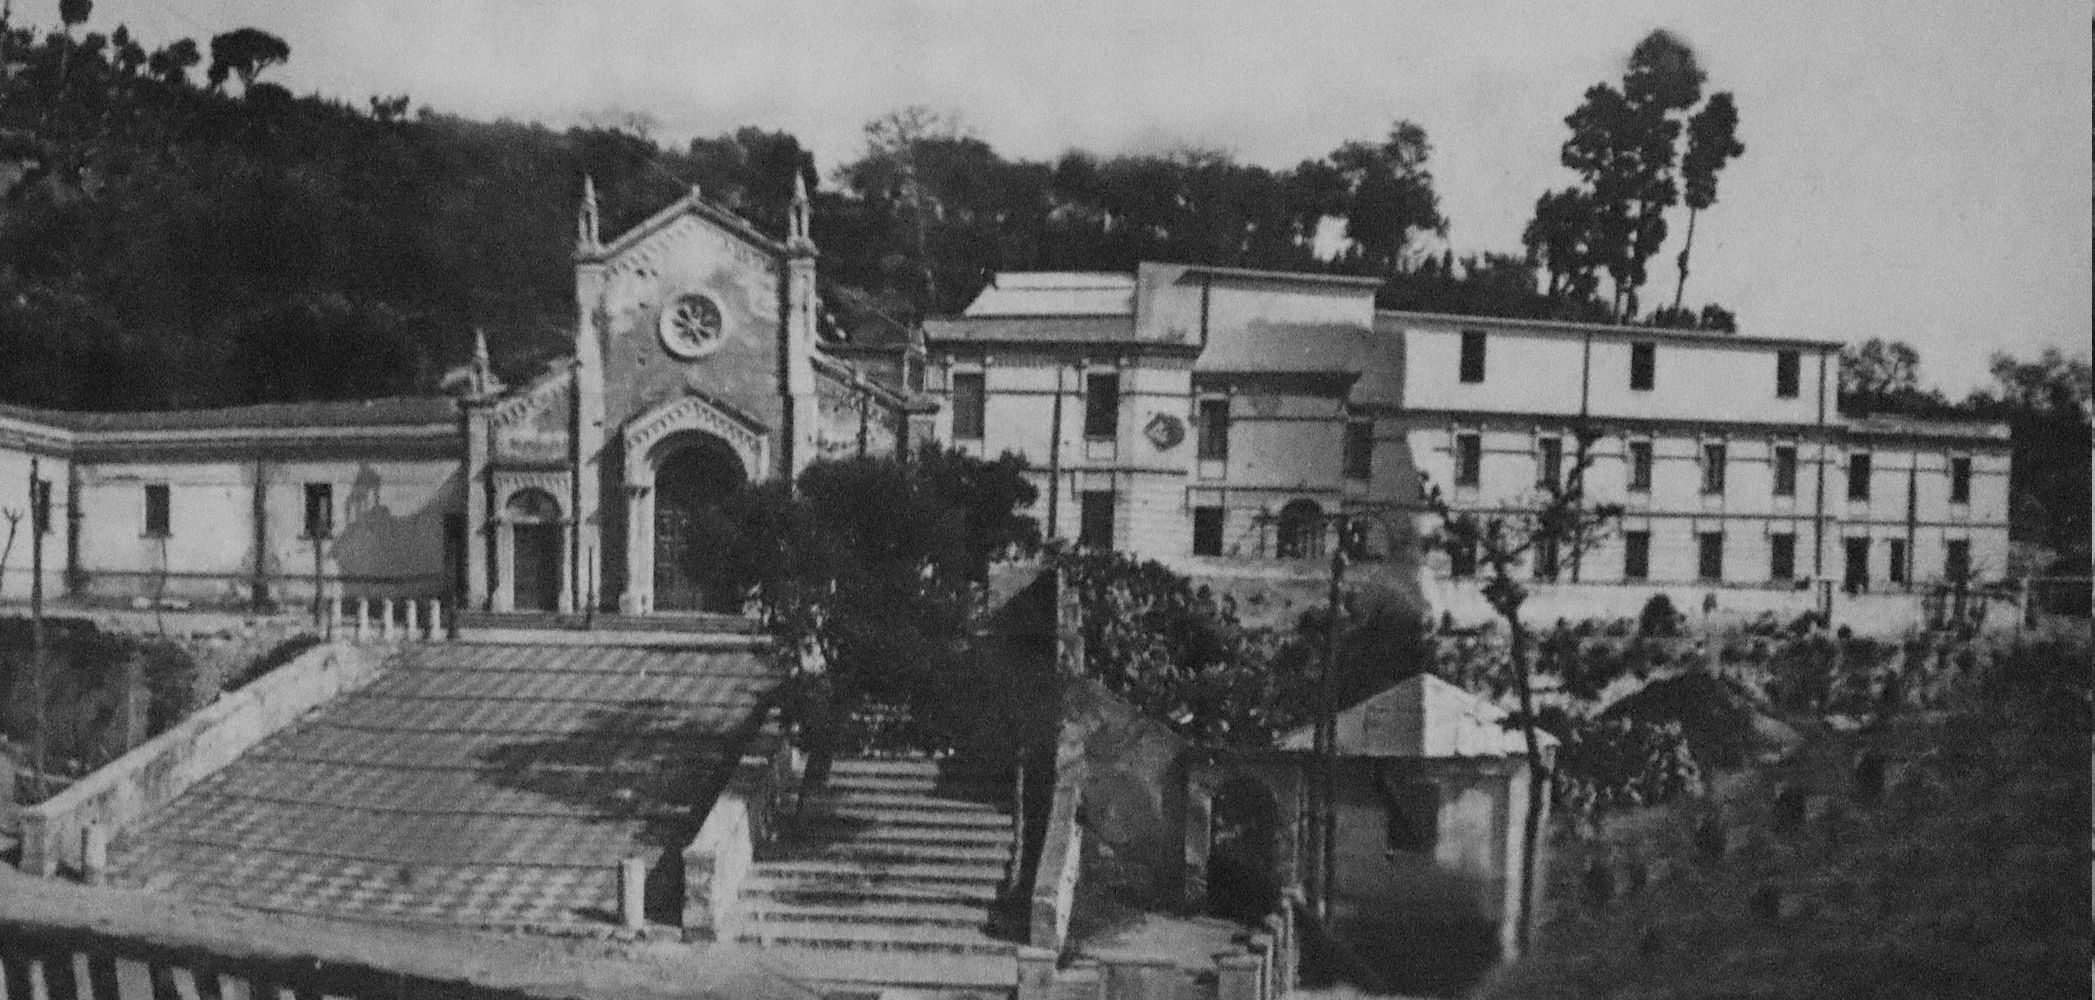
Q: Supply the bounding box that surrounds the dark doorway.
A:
[653,434,747,612]
[505,488,565,612]
[1207,777,1282,921]
[1844,536,1871,592]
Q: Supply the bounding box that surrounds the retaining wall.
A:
[16,641,383,877]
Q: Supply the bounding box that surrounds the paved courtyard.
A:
[109,640,781,930]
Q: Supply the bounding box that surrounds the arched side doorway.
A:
[506,488,564,613]
[1277,499,1326,560]
[650,434,747,612]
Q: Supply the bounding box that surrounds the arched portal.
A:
[651,433,747,612]
[1277,499,1326,560]
[1207,776,1283,921]
[506,488,564,613]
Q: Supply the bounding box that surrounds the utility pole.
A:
[28,457,48,802]
[1313,513,1351,922]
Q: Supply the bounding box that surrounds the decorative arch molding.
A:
[623,392,770,487]
[491,470,574,522]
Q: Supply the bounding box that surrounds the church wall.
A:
[67,453,459,608]
[0,434,70,599]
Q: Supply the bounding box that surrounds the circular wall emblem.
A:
[659,294,725,360]
[1145,413,1186,450]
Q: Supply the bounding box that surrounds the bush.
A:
[1638,593,1681,637]
[1552,716,1702,815]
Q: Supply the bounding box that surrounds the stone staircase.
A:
[738,755,1021,991]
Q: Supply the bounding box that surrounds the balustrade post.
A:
[355,597,370,642]
[381,598,396,640]
[405,597,421,639]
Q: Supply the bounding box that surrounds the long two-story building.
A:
[926,264,2012,623]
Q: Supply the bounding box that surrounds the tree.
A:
[686,126,819,239]
[1839,337,1951,414]
[1420,422,1623,951]
[146,38,199,85]
[1537,30,1742,322]
[1330,121,1446,278]
[1671,92,1743,311]
[205,28,288,92]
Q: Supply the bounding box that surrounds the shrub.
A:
[1638,593,1681,637]
[1552,716,1702,815]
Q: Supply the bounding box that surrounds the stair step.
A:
[799,804,1016,829]
[750,948,1017,991]
[752,859,1009,887]
[744,899,989,929]
[797,791,1010,814]
[813,775,1009,798]
[774,841,1012,866]
[742,880,1003,907]
[828,757,1006,779]
[736,920,1013,956]
[795,819,1016,846]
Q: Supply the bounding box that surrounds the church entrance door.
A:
[653,434,747,612]
[505,488,566,613]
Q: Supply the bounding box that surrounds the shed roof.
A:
[0,396,456,434]
[1279,673,1548,758]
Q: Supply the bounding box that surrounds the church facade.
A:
[0,181,923,616]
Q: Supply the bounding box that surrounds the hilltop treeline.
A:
[0,5,1639,412]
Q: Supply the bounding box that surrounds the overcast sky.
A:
[73,0,2093,395]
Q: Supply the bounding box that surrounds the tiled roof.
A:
[110,641,781,930]
[924,315,1163,346]
[0,396,456,434]
[963,272,1135,317]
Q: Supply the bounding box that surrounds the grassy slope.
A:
[1475,633,2091,1000]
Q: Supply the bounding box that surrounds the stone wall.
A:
[16,641,383,877]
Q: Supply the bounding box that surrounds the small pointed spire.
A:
[470,327,496,395]
[577,175,601,250]
[787,168,814,252]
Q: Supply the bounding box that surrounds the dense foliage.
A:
[680,447,1044,756]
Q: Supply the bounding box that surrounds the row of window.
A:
[1453,434,1974,504]
[951,371,1122,442]
[954,375,1379,479]
[127,483,337,539]
[1447,530,1973,584]
[1457,330,1806,398]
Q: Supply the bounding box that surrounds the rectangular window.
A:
[1946,539,1971,582]
[1623,531,1651,581]
[1084,372,1119,439]
[1448,538,1477,579]
[144,483,171,537]
[1888,538,1908,585]
[1776,350,1801,398]
[1698,531,1725,581]
[1628,440,1653,493]
[1844,537,1871,591]
[1079,490,1114,549]
[1458,330,1486,383]
[31,477,52,535]
[1382,780,1440,854]
[1454,433,1482,487]
[1701,442,1727,495]
[1770,533,1796,581]
[1537,437,1563,488]
[1533,537,1560,582]
[1773,444,1798,497]
[1949,456,1971,504]
[1343,421,1374,480]
[951,372,985,441]
[1847,453,1872,501]
[1196,398,1230,460]
[1630,342,1656,391]
[1192,506,1224,556]
[303,483,334,539]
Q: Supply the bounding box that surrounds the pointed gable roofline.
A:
[1279,673,1554,759]
[575,186,795,264]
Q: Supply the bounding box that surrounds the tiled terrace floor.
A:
[108,640,781,930]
